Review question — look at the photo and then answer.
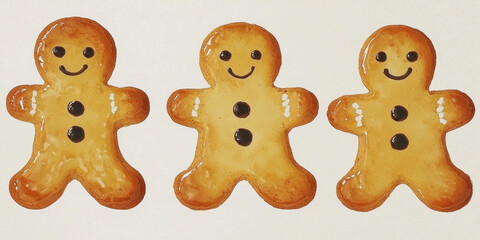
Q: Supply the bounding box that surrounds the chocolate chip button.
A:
[234,128,252,146]
[233,101,250,118]
[391,105,408,121]
[68,126,85,143]
[68,101,84,116]
[391,133,408,150]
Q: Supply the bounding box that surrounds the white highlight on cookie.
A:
[192,97,200,117]
[32,151,41,164]
[352,102,363,127]
[341,170,362,186]
[36,23,59,54]
[96,177,105,188]
[30,90,37,116]
[282,93,290,117]
[11,88,27,111]
[437,97,447,125]
[40,118,45,131]
[361,36,378,74]
[109,93,118,114]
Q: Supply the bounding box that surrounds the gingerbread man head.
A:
[34,17,116,84]
[359,25,436,93]
[199,23,281,87]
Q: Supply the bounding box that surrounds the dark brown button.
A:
[391,105,408,121]
[68,126,85,143]
[391,133,408,150]
[68,101,84,116]
[234,128,252,146]
[233,102,250,118]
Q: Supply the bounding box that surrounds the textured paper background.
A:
[1,0,479,239]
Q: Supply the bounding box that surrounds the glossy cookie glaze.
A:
[328,25,474,212]
[167,23,318,210]
[6,17,149,209]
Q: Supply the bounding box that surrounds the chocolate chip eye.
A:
[52,46,66,58]
[83,47,94,58]
[407,51,418,62]
[376,51,387,62]
[219,50,231,61]
[251,50,262,60]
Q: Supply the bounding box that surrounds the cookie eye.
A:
[219,50,231,61]
[407,51,418,62]
[251,50,262,60]
[83,47,94,58]
[376,51,387,62]
[52,46,66,58]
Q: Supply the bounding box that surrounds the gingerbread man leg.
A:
[243,143,316,209]
[406,154,472,212]
[175,162,237,210]
[10,150,71,209]
[251,164,316,209]
[337,164,398,211]
[77,151,145,209]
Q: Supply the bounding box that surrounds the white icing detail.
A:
[20,98,24,110]
[285,105,291,117]
[44,85,50,91]
[437,97,447,125]
[191,110,198,117]
[30,90,37,116]
[38,55,44,68]
[282,93,290,117]
[352,102,363,127]
[109,93,118,114]
[37,42,43,55]
[192,97,200,117]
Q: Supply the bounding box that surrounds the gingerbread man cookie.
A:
[328,25,474,212]
[6,17,149,209]
[167,23,318,210]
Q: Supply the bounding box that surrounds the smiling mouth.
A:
[228,66,255,79]
[383,68,412,80]
[59,64,88,76]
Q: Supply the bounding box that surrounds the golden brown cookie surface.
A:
[6,17,149,209]
[328,25,474,212]
[168,23,318,210]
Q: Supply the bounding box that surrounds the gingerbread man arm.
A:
[279,88,318,128]
[110,87,150,127]
[167,89,206,128]
[430,90,475,131]
[6,85,43,123]
[327,94,368,135]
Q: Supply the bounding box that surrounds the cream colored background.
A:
[1,0,479,239]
